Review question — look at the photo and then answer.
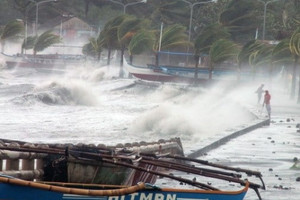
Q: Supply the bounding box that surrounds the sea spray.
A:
[128,84,256,145]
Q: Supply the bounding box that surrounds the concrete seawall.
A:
[187,107,270,158]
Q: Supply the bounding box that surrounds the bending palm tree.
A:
[22,36,37,54]
[272,39,294,88]
[82,36,103,62]
[194,23,230,79]
[0,20,24,53]
[237,40,265,80]
[128,30,154,65]
[33,30,60,55]
[152,24,189,67]
[118,17,147,77]
[209,39,239,80]
[248,44,273,81]
[289,27,300,102]
[100,15,128,65]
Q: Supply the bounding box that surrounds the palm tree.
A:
[271,38,294,87]
[128,29,154,65]
[194,23,230,79]
[237,40,265,80]
[219,0,260,41]
[208,39,239,80]
[22,35,37,54]
[152,24,189,67]
[0,20,24,53]
[289,27,300,102]
[100,15,128,65]
[33,30,60,55]
[117,17,147,76]
[248,44,274,81]
[82,36,103,61]
[148,0,189,26]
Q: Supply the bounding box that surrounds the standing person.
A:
[263,90,271,118]
[255,84,264,104]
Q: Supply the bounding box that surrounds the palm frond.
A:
[22,36,37,50]
[33,30,60,53]
[209,39,239,64]
[128,30,154,55]
[0,20,24,41]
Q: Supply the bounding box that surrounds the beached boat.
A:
[0,175,250,200]
[2,53,86,68]
[0,138,184,185]
[124,59,239,84]
[0,137,265,200]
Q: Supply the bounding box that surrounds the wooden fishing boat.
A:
[124,60,240,84]
[0,138,184,185]
[2,52,86,68]
[0,174,250,200]
[0,137,265,200]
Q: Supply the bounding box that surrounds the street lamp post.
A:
[30,0,58,36]
[257,0,281,40]
[180,0,214,42]
[108,0,147,14]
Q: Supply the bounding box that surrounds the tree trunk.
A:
[84,0,91,18]
[290,55,297,99]
[237,62,241,81]
[209,62,213,80]
[130,55,133,65]
[296,57,300,104]
[119,46,125,78]
[107,48,111,65]
[129,55,133,78]
[97,51,101,62]
[194,55,199,79]
[155,52,159,67]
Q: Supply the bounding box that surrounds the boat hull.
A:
[2,53,86,69]
[124,62,208,84]
[0,176,249,200]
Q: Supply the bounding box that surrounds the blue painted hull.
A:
[0,180,248,200]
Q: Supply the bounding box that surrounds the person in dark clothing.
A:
[255,84,264,104]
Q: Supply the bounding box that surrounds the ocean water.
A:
[0,60,299,199]
[0,63,258,149]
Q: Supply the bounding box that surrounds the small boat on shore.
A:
[0,138,184,185]
[2,53,86,68]
[0,175,250,200]
[0,137,265,200]
[124,59,240,84]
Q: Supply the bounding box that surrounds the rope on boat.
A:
[0,176,146,196]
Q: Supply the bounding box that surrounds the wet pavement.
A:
[201,104,300,200]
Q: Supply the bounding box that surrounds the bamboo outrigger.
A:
[0,137,265,199]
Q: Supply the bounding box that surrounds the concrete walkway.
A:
[200,104,300,200]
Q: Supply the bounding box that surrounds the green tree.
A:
[82,36,103,61]
[249,44,274,80]
[219,0,260,42]
[194,23,230,79]
[128,29,154,65]
[152,24,189,66]
[33,30,60,55]
[289,27,300,102]
[117,16,147,77]
[271,38,294,86]
[237,40,265,80]
[0,19,24,53]
[22,35,37,54]
[100,15,128,65]
[208,39,239,80]
[148,0,188,26]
